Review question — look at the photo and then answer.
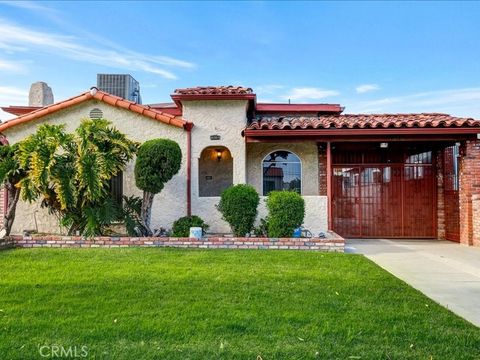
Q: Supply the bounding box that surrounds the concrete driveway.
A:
[346,239,480,327]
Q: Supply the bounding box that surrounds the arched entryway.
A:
[198,146,233,197]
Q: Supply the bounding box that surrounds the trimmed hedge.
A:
[266,191,305,238]
[134,139,182,194]
[171,216,209,237]
[217,184,259,237]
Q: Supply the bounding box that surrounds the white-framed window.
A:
[262,150,301,195]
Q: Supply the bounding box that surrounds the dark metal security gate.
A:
[332,146,436,238]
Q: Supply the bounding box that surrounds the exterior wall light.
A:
[216,149,223,161]
[380,142,389,148]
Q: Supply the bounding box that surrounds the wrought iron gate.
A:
[332,157,436,238]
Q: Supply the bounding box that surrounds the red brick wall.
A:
[318,144,327,196]
[436,150,446,240]
[458,140,480,246]
[8,234,345,252]
[472,195,480,247]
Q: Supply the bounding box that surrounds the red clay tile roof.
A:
[247,113,480,130]
[0,88,190,132]
[174,86,253,95]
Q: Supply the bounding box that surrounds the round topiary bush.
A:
[217,184,259,237]
[134,138,182,234]
[266,191,305,238]
[134,139,182,194]
[171,215,209,237]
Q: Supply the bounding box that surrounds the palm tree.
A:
[17,119,138,236]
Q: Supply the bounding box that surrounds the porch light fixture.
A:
[380,142,389,148]
[215,149,223,161]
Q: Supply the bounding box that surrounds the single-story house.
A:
[1,85,480,246]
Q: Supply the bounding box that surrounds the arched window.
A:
[199,146,233,197]
[262,150,301,195]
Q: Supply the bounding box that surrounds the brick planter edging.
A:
[0,238,14,250]
[7,232,344,252]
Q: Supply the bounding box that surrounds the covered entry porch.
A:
[245,112,480,245]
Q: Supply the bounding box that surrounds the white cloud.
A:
[347,87,480,118]
[255,84,286,94]
[0,86,28,102]
[0,20,195,79]
[0,86,29,122]
[0,58,28,72]
[0,1,57,13]
[356,83,380,93]
[282,87,340,102]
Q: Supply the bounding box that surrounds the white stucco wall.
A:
[3,100,188,235]
[247,142,327,235]
[182,100,248,233]
[3,98,328,236]
[246,142,319,196]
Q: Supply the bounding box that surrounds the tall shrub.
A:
[266,191,305,237]
[16,119,138,236]
[217,184,259,236]
[134,139,182,234]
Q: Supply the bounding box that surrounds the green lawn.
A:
[0,249,479,359]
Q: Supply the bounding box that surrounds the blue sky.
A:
[1,1,480,121]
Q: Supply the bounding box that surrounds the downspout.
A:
[185,122,193,216]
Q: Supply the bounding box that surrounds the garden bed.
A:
[7,231,344,252]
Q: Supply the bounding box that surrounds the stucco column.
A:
[183,100,249,233]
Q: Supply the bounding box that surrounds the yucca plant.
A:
[16,119,138,236]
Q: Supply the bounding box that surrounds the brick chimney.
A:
[28,82,54,107]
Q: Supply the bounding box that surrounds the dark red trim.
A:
[256,103,343,113]
[1,106,40,116]
[172,94,256,109]
[150,107,182,116]
[326,142,332,231]
[186,125,192,216]
[246,135,476,143]
[245,127,480,138]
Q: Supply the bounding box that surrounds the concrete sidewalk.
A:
[346,239,480,327]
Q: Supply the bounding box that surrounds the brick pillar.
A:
[318,144,327,196]
[459,140,480,246]
[472,195,480,247]
[436,150,446,240]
